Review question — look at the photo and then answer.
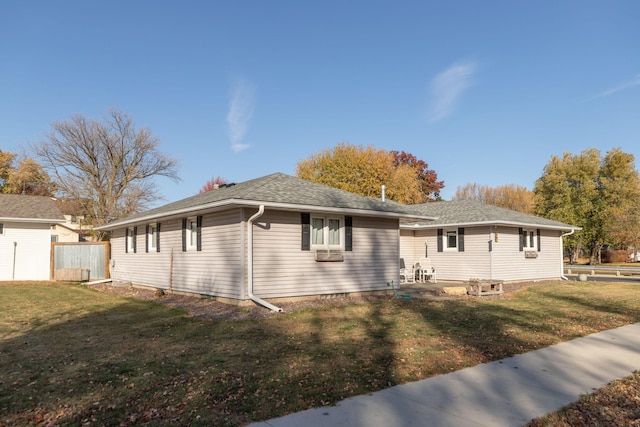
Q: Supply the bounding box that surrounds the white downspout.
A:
[247,205,283,312]
[560,229,575,280]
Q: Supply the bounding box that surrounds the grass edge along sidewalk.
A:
[1,281,640,426]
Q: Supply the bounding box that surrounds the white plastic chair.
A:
[399,258,415,284]
[417,257,436,283]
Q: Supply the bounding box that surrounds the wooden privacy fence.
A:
[51,242,110,281]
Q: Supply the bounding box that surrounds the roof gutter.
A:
[560,228,576,280]
[401,220,581,232]
[247,205,282,312]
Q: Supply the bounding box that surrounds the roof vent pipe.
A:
[381,185,386,202]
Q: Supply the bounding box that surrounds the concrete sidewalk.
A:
[247,323,640,427]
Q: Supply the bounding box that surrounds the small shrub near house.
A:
[601,249,630,263]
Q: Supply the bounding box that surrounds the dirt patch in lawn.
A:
[87,280,553,321]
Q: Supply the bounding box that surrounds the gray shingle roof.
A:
[403,200,579,230]
[98,172,434,229]
[0,194,65,222]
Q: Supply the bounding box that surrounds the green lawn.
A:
[1,281,640,426]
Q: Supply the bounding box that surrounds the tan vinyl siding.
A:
[399,229,417,268]
[110,210,244,298]
[400,226,564,282]
[251,210,399,298]
[421,226,492,281]
[490,228,562,281]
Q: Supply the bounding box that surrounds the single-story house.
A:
[0,194,65,280]
[400,200,580,282]
[95,173,435,310]
[96,173,579,309]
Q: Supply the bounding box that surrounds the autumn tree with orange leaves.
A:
[296,142,444,204]
[198,176,228,194]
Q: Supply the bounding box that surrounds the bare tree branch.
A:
[34,109,180,239]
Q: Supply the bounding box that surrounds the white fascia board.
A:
[400,220,581,232]
[96,199,437,230]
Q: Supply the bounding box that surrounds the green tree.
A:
[453,183,534,213]
[534,148,640,264]
[296,142,443,204]
[599,148,640,256]
[34,109,180,239]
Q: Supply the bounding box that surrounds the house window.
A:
[187,217,198,249]
[0,223,3,234]
[51,235,58,243]
[182,216,202,251]
[311,216,342,248]
[126,226,136,253]
[446,230,457,250]
[148,223,157,251]
[523,229,537,250]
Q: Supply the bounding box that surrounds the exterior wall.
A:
[399,229,417,269]
[51,224,80,242]
[490,227,562,281]
[0,221,52,280]
[110,209,244,299]
[252,210,399,298]
[401,226,563,282]
[424,226,492,281]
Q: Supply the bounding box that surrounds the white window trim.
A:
[523,229,537,250]
[148,223,157,251]
[186,217,198,250]
[311,215,344,249]
[445,229,458,251]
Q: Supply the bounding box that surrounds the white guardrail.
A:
[564,265,640,277]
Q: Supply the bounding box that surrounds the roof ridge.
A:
[231,172,286,199]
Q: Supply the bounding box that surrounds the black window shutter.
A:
[156,223,161,252]
[458,227,465,252]
[196,215,203,252]
[145,224,150,253]
[519,228,524,251]
[345,216,353,251]
[125,227,129,253]
[301,213,310,251]
[537,229,541,252]
[181,218,187,252]
[437,229,443,252]
[132,227,137,253]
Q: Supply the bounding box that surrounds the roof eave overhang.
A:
[95,199,437,231]
[400,219,581,232]
[0,217,66,224]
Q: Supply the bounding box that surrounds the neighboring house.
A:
[52,198,95,242]
[0,194,65,280]
[51,222,82,242]
[96,173,579,308]
[95,173,434,309]
[400,200,580,282]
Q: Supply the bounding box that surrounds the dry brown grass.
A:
[1,281,640,426]
[526,371,640,426]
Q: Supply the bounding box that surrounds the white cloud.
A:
[226,80,255,152]
[594,74,640,99]
[427,61,477,123]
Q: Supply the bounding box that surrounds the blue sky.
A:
[2,1,639,204]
